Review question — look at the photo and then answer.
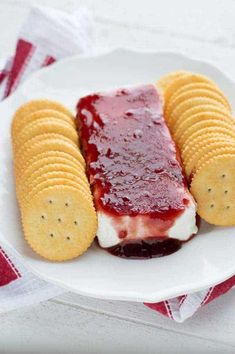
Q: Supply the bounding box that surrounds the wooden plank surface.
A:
[53,290,235,346]
[1,300,234,353]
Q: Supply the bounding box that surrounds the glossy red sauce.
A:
[107,216,200,259]
[76,85,193,258]
[108,238,182,259]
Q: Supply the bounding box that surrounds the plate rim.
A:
[4,47,235,106]
[1,234,234,303]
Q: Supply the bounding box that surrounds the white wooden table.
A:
[1,1,235,353]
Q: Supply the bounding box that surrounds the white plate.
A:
[0,49,235,303]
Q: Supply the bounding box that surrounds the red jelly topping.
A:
[76,85,193,259]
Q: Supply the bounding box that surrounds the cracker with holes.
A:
[185,141,235,178]
[21,186,97,261]
[11,99,97,261]
[195,147,235,174]
[23,178,91,205]
[190,155,235,225]
[18,170,91,203]
[158,70,235,226]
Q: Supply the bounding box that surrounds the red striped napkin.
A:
[0,6,234,322]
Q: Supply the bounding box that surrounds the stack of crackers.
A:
[158,71,235,226]
[12,100,97,261]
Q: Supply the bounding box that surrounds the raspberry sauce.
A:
[76,85,196,258]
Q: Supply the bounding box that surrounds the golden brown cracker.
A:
[17,151,85,177]
[12,109,75,138]
[178,119,235,148]
[166,97,226,129]
[181,134,232,163]
[180,127,235,151]
[14,118,78,149]
[19,173,91,205]
[17,156,85,185]
[195,147,235,175]
[168,82,231,111]
[21,178,90,205]
[18,165,91,200]
[174,111,234,140]
[14,134,83,173]
[12,100,74,136]
[15,132,78,159]
[163,73,216,107]
[183,136,232,166]
[156,71,188,94]
[185,141,235,178]
[21,185,97,261]
[166,89,230,120]
[190,154,235,225]
[173,104,233,133]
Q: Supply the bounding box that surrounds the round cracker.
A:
[19,171,91,203]
[190,154,235,225]
[14,134,83,171]
[12,100,74,136]
[166,89,230,120]
[17,156,85,185]
[184,141,235,178]
[14,118,78,149]
[12,109,75,138]
[21,185,97,261]
[156,71,188,93]
[166,97,226,129]
[163,73,216,107]
[183,136,233,166]
[177,119,235,148]
[16,148,85,174]
[22,178,91,205]
[173,104,233,133]
[174,111,234,140]
[18,165,91,200]
[195,147,235,176]
[181,134,233,163]
[181,127,235,151]
[15,132,78,159]
[24,165,89,190]
[168,82,231,111]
